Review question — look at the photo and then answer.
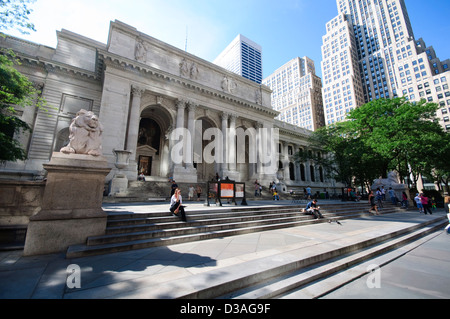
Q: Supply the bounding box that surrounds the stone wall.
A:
[0,180,45,247]
[0,180,45,226]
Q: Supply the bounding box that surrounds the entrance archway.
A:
[137,105,173,178]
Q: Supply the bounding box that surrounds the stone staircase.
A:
[66,201,408,258]
[219,216,447,299]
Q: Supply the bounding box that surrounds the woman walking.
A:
[420,193,433,215]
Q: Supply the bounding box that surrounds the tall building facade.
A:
[213,34,263,84]
[263,57,325,131]
[321,0,450,131]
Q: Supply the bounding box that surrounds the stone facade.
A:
[0,20,342,194]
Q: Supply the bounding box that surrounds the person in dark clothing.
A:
[306,199,324,219]
[170,180,178,197]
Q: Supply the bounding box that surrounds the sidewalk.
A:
[0,200,448,299]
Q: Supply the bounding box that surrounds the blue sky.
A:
[6,0,450,79]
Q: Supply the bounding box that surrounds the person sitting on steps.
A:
[305,199,324,219]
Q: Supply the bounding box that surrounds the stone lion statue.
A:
[60,109,103,156]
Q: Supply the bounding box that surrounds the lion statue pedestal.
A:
[24,110,111,256]
[371,171,409,203]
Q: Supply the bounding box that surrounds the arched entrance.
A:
[137,105,172,179]
[137,118,160,175]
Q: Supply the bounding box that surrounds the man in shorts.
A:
[414,193,423,214]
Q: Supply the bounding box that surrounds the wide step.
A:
[66,202,406,258]
[64,213,447,299]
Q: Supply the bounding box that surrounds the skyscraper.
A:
[213,34,263,84]
[263,57,325,131]
[321,0,450,131]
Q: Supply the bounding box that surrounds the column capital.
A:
[176,99,187,110]
[131,85,145,97]
[187,101,198,112]
[221,112,230,121]
[253,122,263,129]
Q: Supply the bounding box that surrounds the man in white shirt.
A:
[414,193,424,214]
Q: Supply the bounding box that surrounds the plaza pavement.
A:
[0,199,449,300]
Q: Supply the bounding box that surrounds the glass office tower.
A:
[214,34,263,84]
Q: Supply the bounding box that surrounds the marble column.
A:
[127,86,144,155]
[186,102,197,170]
[228,114,237,172]
[294,144,301,182]
[254,122,263,179]
[283,142,290,181]
[174,99,186,168]
[221,112,229,174]
[171,99,197,183]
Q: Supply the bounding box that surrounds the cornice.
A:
[98,49,279,118]
[14,52,101,82]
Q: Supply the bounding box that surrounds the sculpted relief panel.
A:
[107,21,271,109]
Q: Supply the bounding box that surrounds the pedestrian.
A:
[388,187,397,205]
[188,185,195,201]
[170,180,178,197]
[306,186,312,199]
[349,189,357,201]
[273,190,280,201]
[196,185,202,201]
[376,188,384,208]
[368,190,380,215]
[170,188,187,222]
[414,193,423,214]
[401,191,409,209]
[431,197,437,212]
[306,199,324,219]
[254,183,260,197]
[381,186,386,201]
[420,193,432,215]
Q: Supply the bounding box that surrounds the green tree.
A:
[0,0,36,34]
[423,133,450,193]
[0,0,43,163]
[346,97,444,185]
[300,97,448,192]
[297,122,386,191]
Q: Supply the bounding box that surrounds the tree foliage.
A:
[0,0,43,163]
[299,97,449,191]
[0,0,36,34]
